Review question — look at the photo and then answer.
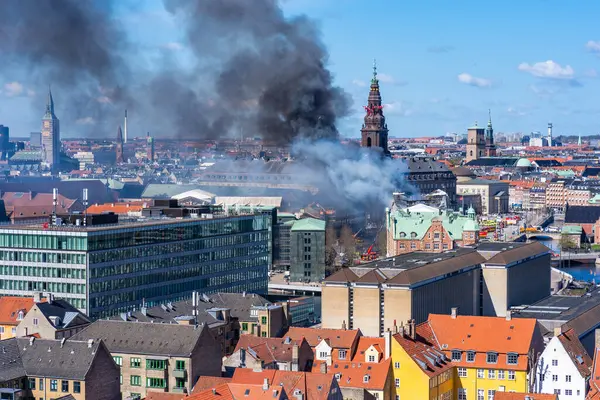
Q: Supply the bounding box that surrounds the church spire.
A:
[487,109,492,128]
[361,59,389,154]
[44,85,55,118]
[372,58,378,84]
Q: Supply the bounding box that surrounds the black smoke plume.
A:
[0,0,351,143]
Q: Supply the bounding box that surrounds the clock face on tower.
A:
[43,121,50,128]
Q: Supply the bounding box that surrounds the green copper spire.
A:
[371,58,378,84]
[44,85,56,118]
[487,109,492,128]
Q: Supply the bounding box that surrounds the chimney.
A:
[253,362,263,372]
[292,343,299,372]
[240,348,246,366]
[211,389,216,395]
[29,337,34,346]
[341,320,347,330]
[384,330,392,360]
[451,307,458,319]
[505,310,512,321]
[393,319,398,334]
[319,362,327,374]
[33,292,41,303]
[554,326,562,337]
[409,319,416,340]
[141,306,147,316]
[262,378,269,391]
[48,293,54,304]
[87,339,94,348]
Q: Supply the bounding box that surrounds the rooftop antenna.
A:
[124,109,128,144]
[52,188,58,225]
[82,188,88,226]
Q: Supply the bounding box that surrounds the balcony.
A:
[172,369,187,379]
[171,387,186,393]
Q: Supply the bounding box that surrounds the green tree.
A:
[324,225,338,276]
[376,229,387,258]
[559,235,577,251]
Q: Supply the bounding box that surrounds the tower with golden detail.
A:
[360,60,389,154]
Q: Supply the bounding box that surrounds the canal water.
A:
[534,238,599,283]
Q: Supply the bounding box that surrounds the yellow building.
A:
[391,321,454,400]
[426,310,543,399]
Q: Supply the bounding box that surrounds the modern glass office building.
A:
[0,213,271,319]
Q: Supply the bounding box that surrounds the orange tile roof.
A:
[427,314,537,371]
[86,201,147,214]
[232,335,305,364]
[192,377,232,395]
[590,347,600,400]
[494,393,557,400]
[145,393,187,400]
[285,327,361,350]
[557,328,592,379]
[351,337,385,362]
[312,359,391,390]
[0,296,37,325]
[231,369,336,400]
[393,324,454,378]
[189,383,233,400]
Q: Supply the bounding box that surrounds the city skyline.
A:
[1,0,600,139]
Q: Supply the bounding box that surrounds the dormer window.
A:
[17,311,24,321]
[338,350,347,360]
[363,375,370,383]
[466,351,475,362]
[507,353,518,365]
[410,232,417,239]
[451,350,462,361]
[368,355,376,362]
[486,352,498,364]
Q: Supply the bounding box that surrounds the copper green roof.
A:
[388,206,475,240]
[290,218,326,232]
[561,225,582,235]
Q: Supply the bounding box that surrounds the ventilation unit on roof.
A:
[441,344,448,349]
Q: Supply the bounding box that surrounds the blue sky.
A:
[2,0,600,138]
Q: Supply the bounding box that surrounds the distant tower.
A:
[360,59,389,154]
[41,86,61,172]
[116,125,124,164]
[124,109,128,144]
[146,132,155,162]
[547,122,553,147]
[578,134,582,147]
[466,121,485,163]
[0,125,9,161]
[485,109,497,157]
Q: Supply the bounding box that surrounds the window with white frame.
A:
[486,352,498,364]
[458,367,467,377]
[318,351,328,359]
[507,353,518,365]
[477,389,484,400]
[452,350,462,361]
[566,375,571,382]
[458,388,467,400]
[508,370,515,380]
[477,369,484,379]
[551,359,558,366]
[487,390,495,400]
[565,390,572,395]
[394,362,400,369]
[488,369,495,379]
[395,378,400,388]
[552,375,558,382]
[467,351,475,362]
[338,350,346,360]
[498,370,505,380]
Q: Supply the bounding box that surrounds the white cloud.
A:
[586,40,600,53]
[383,102,413,116]
[457,73,492,88]
[76,117,95,125]
[3,81,24,97]
[97,96,112,104]
[506,107,528,117]
[162,42,183,51]
[351,79,366,87]
[517,60,574,79]
[378,73,395,84]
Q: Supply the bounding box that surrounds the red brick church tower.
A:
[361,60,389,154]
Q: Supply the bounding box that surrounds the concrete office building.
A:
[289,218,326,282]
[321,242,550,337]
[0,205,272,319]
[456,179,510,215]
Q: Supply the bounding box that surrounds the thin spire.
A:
[488,109,492,126]
[45,85,55,117]
[372,58,378,83]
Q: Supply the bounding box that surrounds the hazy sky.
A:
[1,0,599,138]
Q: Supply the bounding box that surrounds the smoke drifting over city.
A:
[0,0,351,144]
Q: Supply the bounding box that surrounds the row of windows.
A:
[0,234,87,251]
[1,265,86,280]
[89,231,269,265]
[0,279,86,296]
[457,367,516,380]
[451,350,518,365]
[90,245,267,289]
[0,250,85,264]
[29,378,81,393]
[88,216,269,251]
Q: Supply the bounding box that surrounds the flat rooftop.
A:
[360,247,476,270]
[512,287,600,322]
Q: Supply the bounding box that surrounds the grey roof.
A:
[0,337,104,381]
[70,320,209,357]
[37,299,91,329]
[400,157,450,173]
[141,184,205,198]
[109,292,270,324]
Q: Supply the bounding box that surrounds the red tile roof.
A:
[145,393,187,400]
[557,329,592,379]
[286,327,361,350]
[231,369,336,400]
[192,377,232,395]
[312,359,391,390]
[351,337,385,362]
[427,314,538,371]
[86,201,147,214]
[393,324,454,378]
[232,335,304,364]
[0,296,37,325]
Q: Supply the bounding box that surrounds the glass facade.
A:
[0,214,271,319]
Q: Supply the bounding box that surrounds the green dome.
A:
[516,158,532,167]
[463,219,480,231]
